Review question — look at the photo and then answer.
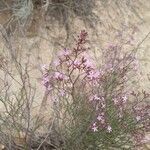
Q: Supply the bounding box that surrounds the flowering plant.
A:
[42,30,150,149]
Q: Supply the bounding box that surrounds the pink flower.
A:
[42,75,50,85]
[113,98,118,105]
[107,125,112,133]
[58,49,71,57]
[54,72,68,81]
[136,116,141,121]
[87,70,100,80]
[54,72,62,79]
[84,59,94,68]
[101,102,106,108]
[92,123,98,132]
[97,115,104,122]
[89,94,100,101]
[64,50,71,56]
[97,115,102,121]
[59,90,65,96]
[122,96,127,103]
[73,60,81,68]
[89,96,93,101]
[66,60,72,66]
[92,122,97,126]
[54,72,64,80]
[94,94,101,101]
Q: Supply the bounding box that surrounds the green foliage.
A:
[61,96,136,150]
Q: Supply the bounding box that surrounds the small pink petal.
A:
[107,125,112,133]
[92,126,98,132]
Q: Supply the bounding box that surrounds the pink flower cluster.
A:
[41,65,52,91]
[41,30,101,93]
[41,30,150,143]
